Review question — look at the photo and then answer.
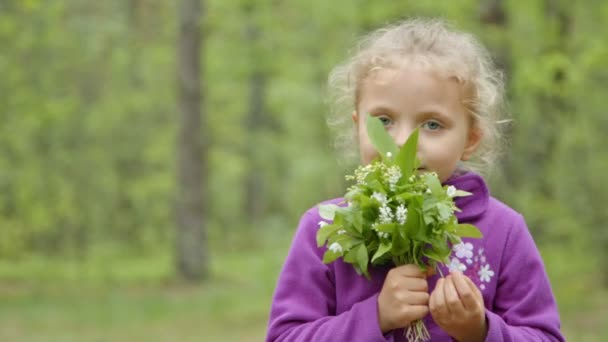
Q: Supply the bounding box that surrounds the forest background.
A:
[1,0,606,341]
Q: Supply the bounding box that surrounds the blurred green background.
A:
[1,0,607,341]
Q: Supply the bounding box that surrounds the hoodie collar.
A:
[443,171,489,222]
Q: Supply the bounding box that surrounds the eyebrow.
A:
[364,104,457,122]
[366,106,397,115]
[415,106,455,122]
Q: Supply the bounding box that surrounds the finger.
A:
[405,277,429,292]
[463,274,484,303]
[393,264,428,278]
[444,275,465,315]
[430,278,448,316]
[406,291,430,306]
[429,285,436,311]
[451,271,476,310]
[404,304,430,323]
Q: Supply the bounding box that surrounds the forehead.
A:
[358,66,467,113]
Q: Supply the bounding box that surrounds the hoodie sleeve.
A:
[266,208,391,342]
[484,214,565,342]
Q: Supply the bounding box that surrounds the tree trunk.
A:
[243,2,266,223]
[176,0,207,281]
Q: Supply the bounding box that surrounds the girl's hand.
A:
[377,264,430,333]
[429,271,487,342]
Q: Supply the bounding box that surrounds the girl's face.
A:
[353,66,481,182]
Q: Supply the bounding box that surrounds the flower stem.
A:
[405,319,430,342]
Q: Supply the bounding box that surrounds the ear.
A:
[461,126,482,161]
[351,110,359,124]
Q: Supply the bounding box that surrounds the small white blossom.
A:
[371,192,388,205]
[448,258,467,272]
[328,242,343,254]
[395,204,408,225]
[446,185,457,198]
[426,188,432,194]
[480,284,486,290]
[337,229,346,235]
[385,165,401,191]
[478,264,495,283]
[353,164,374,184]
[376,231,390,239]
[318,221,328,228]
[386,152,393,158]
[378,205,393,224]
[453,242,474,259]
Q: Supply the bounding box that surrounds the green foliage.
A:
[317,117,481,284]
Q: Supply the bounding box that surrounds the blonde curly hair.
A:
[327,18,509,175]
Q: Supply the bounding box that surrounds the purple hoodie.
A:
[266,172,564,341]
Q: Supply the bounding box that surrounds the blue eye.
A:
[377,116,392,126]
[422,120,442,131]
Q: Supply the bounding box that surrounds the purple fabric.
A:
[266,172,564,342]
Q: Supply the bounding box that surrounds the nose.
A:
[393,125,416,149]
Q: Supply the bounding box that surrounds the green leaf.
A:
[404,205,421,238]
[455,224,483,238]
[436,202,453,223]
[366,115,398,159]
[374,223,396,233]
[355,244,369,278]
[395,128,420,177]
[372,241,392,263]
[454,190,472,197]
[319,204,340,220]
[352,211,363,233]
[316,223,339,247]
[391,230,410,255]
[322,249,342,264]
[424,250,447,264]
[423,173,444,196]
[343,245,360,264]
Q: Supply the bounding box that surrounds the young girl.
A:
[266,19,564,342]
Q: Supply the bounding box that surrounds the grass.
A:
[0,236,290,342]
[0,235,606,341]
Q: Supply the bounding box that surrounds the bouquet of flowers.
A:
[316,115,482,342]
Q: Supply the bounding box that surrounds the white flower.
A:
[376,231,390,239]
[328,242,343,254]
[478,264,495,282]
[384,165,401,191]
[318,221,328,228]
[378,205,393,224]
[395,204,408,225]
[371,192,388,205]
[426,188,432,194]
[453,242,474,259]
[446,185,457,198]
[386,152,392,158]
[448,258,467,272]
[480,284,486,290]
[354,164,374,184]
[337,229,346,235]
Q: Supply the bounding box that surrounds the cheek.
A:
[420,140,462,165]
